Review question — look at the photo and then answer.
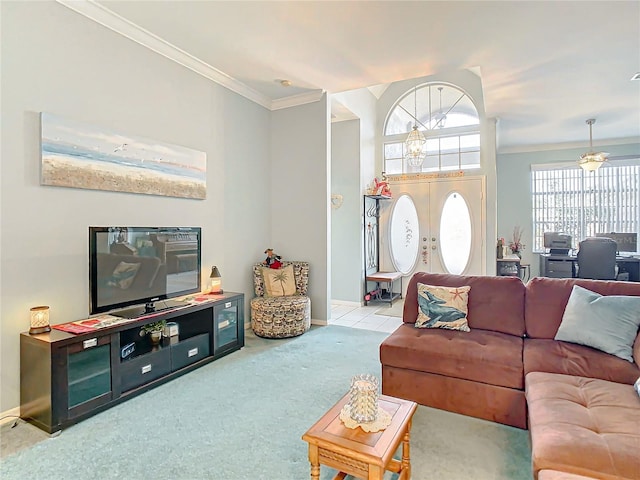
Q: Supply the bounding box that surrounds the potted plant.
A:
[141,320,166,346]
[509,226,526,258]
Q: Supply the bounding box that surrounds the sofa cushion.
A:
[526,372,640,480]
[403,273,526,336]
[538,471,600,480]
[524,338,640,386]
[415,283,470,331]
[525,277,640,340]
[554,285,640,362]
[380,323,524,389]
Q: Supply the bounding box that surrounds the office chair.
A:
[576,237,625,280]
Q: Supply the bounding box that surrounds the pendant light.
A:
[578,119,608,172]
[405,86,426,167]
[433,86,447,128]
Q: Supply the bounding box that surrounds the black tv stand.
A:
[20,292,245,433]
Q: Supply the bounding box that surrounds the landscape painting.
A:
[40,112,207,199]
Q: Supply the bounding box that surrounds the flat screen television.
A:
[89,226,202,318]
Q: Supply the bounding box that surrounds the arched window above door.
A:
[383,83,481,174]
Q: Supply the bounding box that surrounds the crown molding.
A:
[271,90,326,111]
[56,0,277,109]
[498,136,640,155]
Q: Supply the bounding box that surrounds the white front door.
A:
[380,176,485,292]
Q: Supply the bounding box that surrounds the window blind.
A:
[531,160,640,251]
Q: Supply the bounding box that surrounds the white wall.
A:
[270,96,331,321]
[331,120,361,302]
[497,142,640,277]
[330,88,378,303]
[0,2,271,411]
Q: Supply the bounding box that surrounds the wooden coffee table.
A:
[302,393,418,480]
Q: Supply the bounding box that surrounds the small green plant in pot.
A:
[141,320,166,345]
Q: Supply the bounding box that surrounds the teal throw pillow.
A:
[415,283,471,332]
[555,285,640,362]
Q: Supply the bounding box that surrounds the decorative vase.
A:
[348,374,379,423]
[149,330,162,346]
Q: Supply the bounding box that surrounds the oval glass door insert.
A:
[439,192,472,275]
[389,194,420,275]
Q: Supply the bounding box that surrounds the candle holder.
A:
[348,373,379,423]
[339,374,392,432]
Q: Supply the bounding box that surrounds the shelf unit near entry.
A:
[365,271,403,306]
[364,194,402,306]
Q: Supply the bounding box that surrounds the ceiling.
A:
[62,1,639,151]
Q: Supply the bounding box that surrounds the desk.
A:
[539,254,640,282]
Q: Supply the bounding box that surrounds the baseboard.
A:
[246,319,328,327]
[331,300,362,307]
[0,406,20,426]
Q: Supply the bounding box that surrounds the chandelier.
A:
[405,86,426,167]
[578,118,608,172]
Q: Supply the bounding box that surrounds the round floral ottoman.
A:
[250,295,311,338]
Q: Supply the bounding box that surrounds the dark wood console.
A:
[20,292,244,433]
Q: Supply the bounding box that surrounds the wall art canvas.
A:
[40,112,206,199]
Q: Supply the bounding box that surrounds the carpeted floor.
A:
[0,325,531,479]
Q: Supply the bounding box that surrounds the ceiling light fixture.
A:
[405,86,426,168]
[280,79,292,87]
[578,118,608,172]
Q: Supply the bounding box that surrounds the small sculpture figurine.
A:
[263,248,282,269]
[373,177,392,197]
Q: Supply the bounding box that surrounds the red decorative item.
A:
[263,248,282,269]
[373,177,392,198]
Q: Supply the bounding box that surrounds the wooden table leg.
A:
[402,420,412,479]
[308,444,320,480]
[368,464,383,480]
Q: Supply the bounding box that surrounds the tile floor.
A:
[329,301,403,333]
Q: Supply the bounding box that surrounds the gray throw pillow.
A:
[555,285,640,362]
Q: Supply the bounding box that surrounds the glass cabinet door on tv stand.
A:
[20,331,116,433]
[213,297,244,356]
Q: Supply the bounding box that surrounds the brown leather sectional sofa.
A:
[380,272,640,479]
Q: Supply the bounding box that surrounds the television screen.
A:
[89,227,201,317]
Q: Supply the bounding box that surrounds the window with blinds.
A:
[531,161,640,252]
